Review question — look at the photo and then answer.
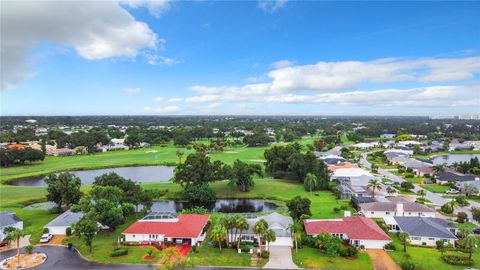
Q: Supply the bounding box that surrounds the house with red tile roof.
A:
[122,213,209,246]
[304,215,391,249]
[6,144,25,150]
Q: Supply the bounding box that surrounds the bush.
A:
[339,246,358,257]
[110,248,128,257]
[182,206,209,214]
[67,243,73,249]
[384,242,396,250]
[400,261,417,270]
[405,173,414,178]
[333,207,340,213]
[43,228,49,234]
[66,227,72,236]
[24,245,34,254]
[301,234,316,247]
[456,212,468,223]
[261,251,269,259]
[340,205,348,210]
[181,184,216,204]
[48,207,63,214]
[441,203,454,214]
[442,254,474,266]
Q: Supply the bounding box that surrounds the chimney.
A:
[344,211,351,217]
[396,203,404,216]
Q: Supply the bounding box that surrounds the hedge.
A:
[111,248,128,257]
[442,254,474,266]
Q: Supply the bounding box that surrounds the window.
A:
[133,235,135,238]
[428,238,434,240]
[385,212,390,215]
[442,239,449,242]
[412,237,420,240]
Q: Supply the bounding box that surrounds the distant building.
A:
[6,144,25,150]
[380,134,396,139]
[51,148,76,157]
[359,197,435,218]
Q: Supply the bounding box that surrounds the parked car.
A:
[0,241,8,247]
[445,189,460,194]
[39,233,53,243]
[473,228,480,235]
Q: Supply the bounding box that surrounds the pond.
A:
[431,154,480,166]
[148,199,278,213]
[10,166,175,186]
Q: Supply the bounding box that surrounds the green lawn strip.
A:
[467,195,480,203]
[387,233,480,270]
[412,150,480,159]
[189,241,253,267]
[457,222,478,231]
[63,215,165,264]
[292,247,373,270]
[420,184,450,193]
[0,185,48,206]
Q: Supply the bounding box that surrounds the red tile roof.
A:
[123,214,208,238]
[304,216,391,241]
[6,144,25,149]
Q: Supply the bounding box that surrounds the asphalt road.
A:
[360,152,479,226]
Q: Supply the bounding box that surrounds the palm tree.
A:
[367,179,382,196]
[4,228,26,267]
[210,224,227,252]
[236,217,250,250]
[397,232,410,253]
[303,173,318,193]
[253,219,268,253]
[386,186,397,196]
[432,164,445,175]
[416,189,426,199]
[222,215,236,247]
[463,235,478,260]
[263,229,276,251]
[288,221,303,253]
[176,150,184,164]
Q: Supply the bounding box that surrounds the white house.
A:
[359,198,436,218]
[304,215,391,249]
[0,211,23,241]
[122,213,208,246]
[44,210,84,235]
[384,216,458,247]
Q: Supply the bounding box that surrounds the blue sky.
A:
[1,1,479,116]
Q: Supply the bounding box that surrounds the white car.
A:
[39,233,53,243]
[445,189,460,194]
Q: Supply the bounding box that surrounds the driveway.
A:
[263,246,298,269]
[366,250,401,270]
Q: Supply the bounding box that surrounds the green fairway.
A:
[0,136,318,183]
[293,247,373,270]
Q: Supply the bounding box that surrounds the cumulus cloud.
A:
[144,106,181,113]
[121,0,171,18]
[270,60,295,69]
[257,0,288,13]
[1,1,164,90]
[124,87,141,93]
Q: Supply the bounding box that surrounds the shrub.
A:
[442,254,474,266]
[182,206,209,214]
[339,246,358,257]
[405,173,414,178]
[384,242,396,250]
[66,227,72,236]
[24,245,34,254]
[441,203,454,214]
[340,205,348,210]
[110,248,128,257]
[181,184,216,204]
[456,212,468,223]
[301,234,316,248]
[43,228,49,234]
[67,243,73,249]
[333,207,340,213]
[261,251,269,259]
[191,245,198,253]
[400,261,417,270]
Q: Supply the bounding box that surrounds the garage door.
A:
[47,226,67,235]
[269,237,293,247]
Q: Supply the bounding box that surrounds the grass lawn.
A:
[468,195,480,203]
[63,215,165,264]
[0,136,319,183]
[387,234,480,270]
[421,184,450,193]
[293,247,373,270]
[144,178,353,219]
[189,241,257,267]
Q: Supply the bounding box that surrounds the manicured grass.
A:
[144,178,354,219]
[0,136,319,183]
[413,150,480,159]
[387,233,480,270]
[64,214,165,264]
[340,133,354,145]
[421,184,450,193]
[189,241,255,267]
[0,185,48,206]
[293,247,373,270]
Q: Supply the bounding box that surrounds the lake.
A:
[10,166,175,186]
[431,154,480,166]
[148,199,278,213]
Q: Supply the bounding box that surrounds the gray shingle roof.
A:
[0,211,22,227]
[360,200,435,213]
[45,210,84,227]
[244,212,293,237]
[394,217,457,239]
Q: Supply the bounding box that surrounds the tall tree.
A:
[236,216,249,250]
[45,172,82,209]
[253,219,268,253]
[303,173,318,193]
[398,232,410,253]
[4,228,26,267]
[210,224,227,252]
[264,229,276,251]
[174,152,226,187]
[463,235,478,260]
[287,196,311,221]
[73,217,98,254]
[367,179,382,196]
[228,159,262,192]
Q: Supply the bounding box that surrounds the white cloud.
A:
[1,1,164,90]
[168,98,184,102]
[121,0,171,18]
[270,60,295,69]
[124,87,141,93]
[154,97,184,102]
[144,105,181,113]
[257,0,288,13]
[154,97,166,102]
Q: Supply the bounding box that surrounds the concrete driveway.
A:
[263,246,298,269]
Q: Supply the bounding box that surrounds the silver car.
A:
[39,233,53,243]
